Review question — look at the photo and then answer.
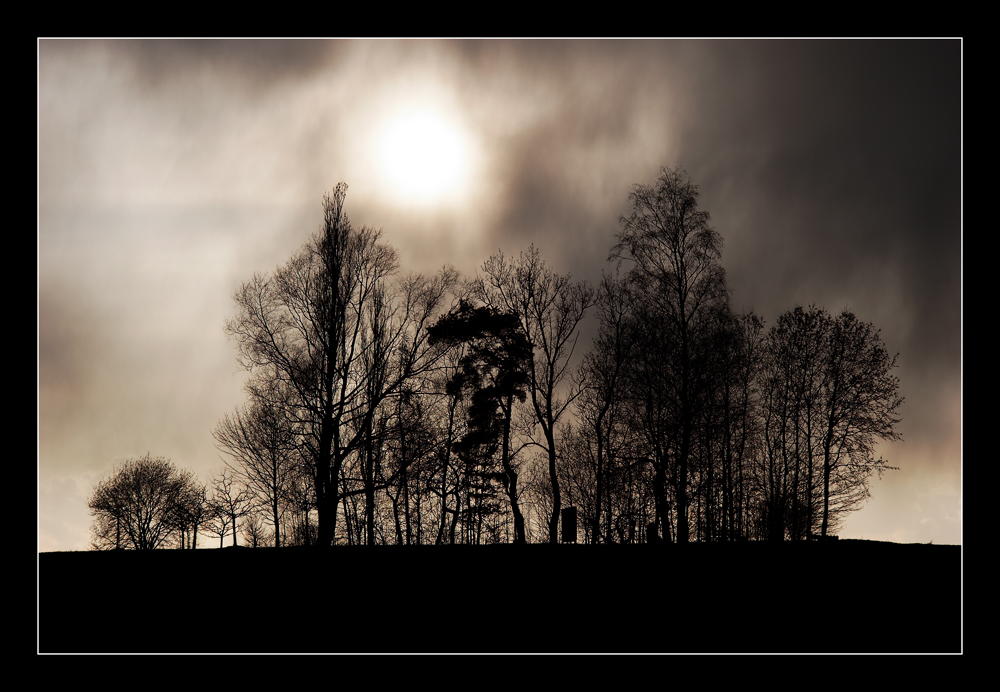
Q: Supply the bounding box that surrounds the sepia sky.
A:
[38,38,962,550]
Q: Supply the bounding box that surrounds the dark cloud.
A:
[42,39,342,96]
[671,41,960,348]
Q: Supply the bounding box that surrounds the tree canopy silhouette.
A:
[610,166,731,543]
[223,183,457,547]
[201,172,902,548]
[88,454,202,550]
[475,245,596,544]
[429,299,533,544]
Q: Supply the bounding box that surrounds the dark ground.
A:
[38,540,961,654]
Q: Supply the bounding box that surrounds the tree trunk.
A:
[594,418,605,545]
[501,394,526,544]
[546,427,560,545]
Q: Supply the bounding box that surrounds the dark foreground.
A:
[38,540,961,654]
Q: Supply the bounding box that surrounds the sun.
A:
[377,109,469,206]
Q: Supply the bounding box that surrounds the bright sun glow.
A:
[378,109,468,206]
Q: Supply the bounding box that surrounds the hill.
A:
[38,540,961,654]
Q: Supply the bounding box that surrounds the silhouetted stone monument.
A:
[647,522,660,544]
[562,506,577,543]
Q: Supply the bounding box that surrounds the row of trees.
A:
[208,180,607,548]
[87,454,275,550]
[88,168,904,549]
[562,169,903,543]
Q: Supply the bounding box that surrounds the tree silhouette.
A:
[611,166,730,544]
[201,174,903,548]
[214,377,299,547]
[575,270,636,544]
[754,306,903,540]
[758,306,830,540]
[88,454,200,550]
[224,183,457,547]
[208,468,253,547]
[817,309,903,536]
[171,474,207,549]
[476,245,596,544]
[429,300,533,544]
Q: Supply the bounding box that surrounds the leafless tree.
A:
[476,245,596,544]
[170,473,207,549]
[208,468,253,547]
[223,184,458,547]
[214,378,299,547]
[224,183,458,547]
[611,166,730,543]
[383,385,440,544]
[817,309,903,536]
[203,504,231,548]
[88,454,200,550]
[424,343,473,545]
[575,270,636,543]
[282,471,317,546]
[240,510,268,548]
[754,306,902,540]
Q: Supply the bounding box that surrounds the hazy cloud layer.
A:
[38,39,961,549]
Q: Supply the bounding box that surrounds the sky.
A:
[37,38,962,551]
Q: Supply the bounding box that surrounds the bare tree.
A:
[282,472,317,546]
[754,306,903,540]
[576,270,635,544]
[88,454,199,550]
[214,378,299,547]
[476,245,596,544]
[611,166,730,543]
[425,341,473,545]
[757,306,828,540]
[717,310,765,541]
[383,385,439,545]
[817,309,903,536]
[240,510,268,548]
[224,183,458,547]
[208,468,253,547]
[203,504,231,548]
[171,473,207,549]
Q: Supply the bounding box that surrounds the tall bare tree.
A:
[214,377,299,547]
[755,306,903,540]
[224,183,457,546]
[476,245,596,544]
[611,166,730,543]
[760,306,828,540]
[817,309,903,537]
[575,270,635,544]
